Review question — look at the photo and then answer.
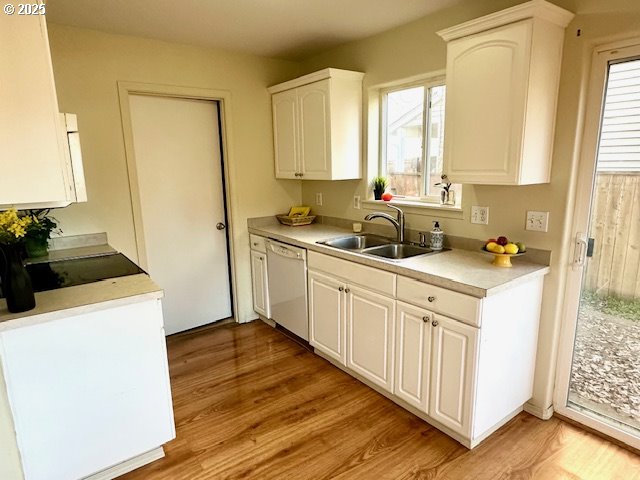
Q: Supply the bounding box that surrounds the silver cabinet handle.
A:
[338,286,344,292]
[345,288,350,293]
[422,316,429,323]
[432,319,439,327]
[428,296,436,302]
[216,222,226,230]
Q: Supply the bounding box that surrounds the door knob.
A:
[216,222,226,230]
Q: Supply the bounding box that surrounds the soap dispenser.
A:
[430,221,444,251]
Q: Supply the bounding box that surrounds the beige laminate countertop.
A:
[248,222,550,298]
[0,274,163,333]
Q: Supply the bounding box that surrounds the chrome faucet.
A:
[364,204,405,243]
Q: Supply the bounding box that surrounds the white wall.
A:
[47,24,302,323]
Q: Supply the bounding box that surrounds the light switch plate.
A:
[353,195,361,209]
[526,211,549,232]
[471,206,489,225]
[315,193,323,206]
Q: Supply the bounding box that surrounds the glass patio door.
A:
[556,42,640,449]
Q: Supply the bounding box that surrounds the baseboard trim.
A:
[83,447,164,480]
[524,401,554,420]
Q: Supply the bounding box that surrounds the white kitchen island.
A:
[0,274,175,480]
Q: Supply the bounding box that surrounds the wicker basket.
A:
[276,214,316,226]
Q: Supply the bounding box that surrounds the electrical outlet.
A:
[315,192,323,206]
[353,195,361,209]
[526,211,549,232]
[471,206,489,225]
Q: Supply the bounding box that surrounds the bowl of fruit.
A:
[481,236,526,268]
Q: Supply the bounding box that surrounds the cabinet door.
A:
[0,300,175,480]
[272,89,298,179]
[429,314,478,437]
[309,270,346,365]
[394,302,432,412]
[250,250,270,318]
[0,14,69,206]
[346,285,395,392]
[443,20,530,185]
[297,79,331,180]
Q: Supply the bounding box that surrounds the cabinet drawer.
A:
[397,276,481,327]
[249,234,267,253]
[308,251,396,296]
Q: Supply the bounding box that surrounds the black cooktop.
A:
[0,253,145,297]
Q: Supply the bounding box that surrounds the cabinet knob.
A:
[253,242,259,246]
[432,319,439,327]
[338,286,344,292]
[422,316,429,323]
[345,288,350,293]
[428,296,436,302]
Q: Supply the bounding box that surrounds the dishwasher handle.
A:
[266,241,304,260]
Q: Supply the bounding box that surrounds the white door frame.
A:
[554,38,640,449]
[117,81,239,323]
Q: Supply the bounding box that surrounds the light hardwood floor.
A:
[121,321,640,480]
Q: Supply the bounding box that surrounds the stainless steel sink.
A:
[318,234,442,260]
[319,234,392,250]
[363,243,435,259]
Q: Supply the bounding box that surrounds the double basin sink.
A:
[317,234,442,260]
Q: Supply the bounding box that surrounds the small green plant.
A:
[371,176,388,200]
[23,209,60,243]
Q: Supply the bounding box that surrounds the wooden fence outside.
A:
[584,172,640,300]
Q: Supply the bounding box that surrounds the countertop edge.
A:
[248,226,550,298]
[0,274,163,333]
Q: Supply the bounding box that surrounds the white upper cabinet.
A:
[268,68,364,180]
[0,12,77,207]
[438,0,574,185]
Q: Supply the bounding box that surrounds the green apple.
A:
[515,241,526,253]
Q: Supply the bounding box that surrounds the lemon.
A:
[504,243,519,254]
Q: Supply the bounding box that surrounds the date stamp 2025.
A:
[3,3,46,15]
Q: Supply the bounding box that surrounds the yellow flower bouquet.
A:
[0,209,33,245]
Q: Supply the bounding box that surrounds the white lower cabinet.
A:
[429,314,478,437]
[346,285,395,392]
[249,235,270,319]
[394,302,433,413]
[309,270,347,365]
[306,250,545,449]
[0,298,175,480]
[250,250,270,318]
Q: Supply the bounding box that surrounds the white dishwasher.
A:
[265,239,309,340]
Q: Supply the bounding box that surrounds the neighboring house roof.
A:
[597,58,640,172]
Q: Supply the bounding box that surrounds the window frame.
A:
[379,74,446,204]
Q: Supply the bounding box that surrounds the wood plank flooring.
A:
[121,321,640,480]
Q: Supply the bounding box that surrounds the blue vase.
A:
[1,244,36,313]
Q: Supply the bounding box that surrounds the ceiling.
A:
[46,0,465,60]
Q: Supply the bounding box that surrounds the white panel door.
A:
[0,14,68,205]
[272,89,299,178]
[309,270,346,365]
[128,95,231,334]
[298,80,331,179]
[395,301,432,412]
[429,314,478,437]
[250,250,270,318]
[346,285,395,392]
[0,300,175,480]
